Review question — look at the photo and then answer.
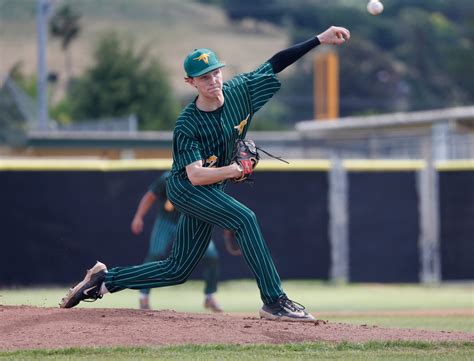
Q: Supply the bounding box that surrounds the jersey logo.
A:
[204,155,218,168]
[234,114,250,135]
[193,53,211,64]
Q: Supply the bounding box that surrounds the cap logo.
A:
[193,53,211,64]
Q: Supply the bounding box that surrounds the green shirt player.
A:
[131,171,222,312]
[60,25,351,321]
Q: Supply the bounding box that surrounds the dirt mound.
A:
[1,305,472,351]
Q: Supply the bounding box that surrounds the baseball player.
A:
[131,171,222,312]
[60,26,350,322]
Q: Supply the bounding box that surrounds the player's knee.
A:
[165,271,189,286]
[172,277,187,286]
[240,209,258,227]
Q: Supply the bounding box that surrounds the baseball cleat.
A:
[259,295,315,322]
[59,261,107,309]
[204,295,223,313]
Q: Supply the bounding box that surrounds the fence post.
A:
[329,154,349,283]
[418,122,446,283]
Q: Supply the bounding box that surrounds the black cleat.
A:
[59,261,107,309]
[259,295,315,322]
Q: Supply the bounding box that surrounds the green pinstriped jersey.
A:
[171,62,281,179]
[149,171,180,223]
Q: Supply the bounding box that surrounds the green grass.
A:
[2,280,473,311]
[0,0,288,97]
[1,280,473,333]
[326,315,474,332]
[1,282,473,359]
[0,342,473,361]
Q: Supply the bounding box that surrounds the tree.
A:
[219,0,474,118]
[49,4,81,84]
[68,32,179,130]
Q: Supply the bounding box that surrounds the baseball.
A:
[367,0,384,16]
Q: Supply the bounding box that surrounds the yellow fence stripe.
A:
[436,160,474,171]
[1,158,473,172]
[343,159,425,171]
[0,159,172,171]
[0,159,330,171]
[256,159,331,171]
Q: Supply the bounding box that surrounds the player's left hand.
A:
[231,139,260,182]
[317,26,350,45]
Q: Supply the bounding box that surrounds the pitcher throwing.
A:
[60,25,350,321]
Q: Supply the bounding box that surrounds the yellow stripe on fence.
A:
[436,160,474,171]
[0,158,330,171]
[256,159,331,171]
[0,159,172,171]
[1,158,473,172]
[343,159,425,171]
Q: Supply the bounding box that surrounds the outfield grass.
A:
[1,282,472,359]
[1,281,473,332]
[0,342,473,361]
[2,280,473,311]
[325,315,473,332]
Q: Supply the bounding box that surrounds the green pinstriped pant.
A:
[139,215,219,296]
[105,181,283,305]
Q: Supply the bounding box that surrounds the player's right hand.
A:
[317,26,350,45]
[131,217,144,235]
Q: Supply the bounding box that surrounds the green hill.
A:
[0,0,288,97]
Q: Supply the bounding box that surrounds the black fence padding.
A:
[215,171,330,280]
[0,170,329,286]
[439,171,474,280]
[0,170,159,286]
[348,172,420,282]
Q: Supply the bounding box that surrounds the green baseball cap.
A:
[183,48,225,78]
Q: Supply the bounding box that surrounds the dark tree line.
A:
[217,0,474,122]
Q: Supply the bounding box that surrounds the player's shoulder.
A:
[224,62,275,88]
[175,104,199,136]
[250,62,275,76]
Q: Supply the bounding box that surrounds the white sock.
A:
[100,282,109,295]
[139,293,149,300]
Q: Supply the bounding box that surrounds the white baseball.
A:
[367,0,384,16]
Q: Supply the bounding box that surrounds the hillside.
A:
[0,0,288,97]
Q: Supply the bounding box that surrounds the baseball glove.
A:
[231,139,260,182]
[231,139,289,182]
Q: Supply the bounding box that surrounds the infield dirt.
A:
[1,305,472,350]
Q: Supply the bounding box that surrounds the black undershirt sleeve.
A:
[267,36,321,74]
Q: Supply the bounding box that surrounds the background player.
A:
[60,25,350,322]
[131,171,222,312]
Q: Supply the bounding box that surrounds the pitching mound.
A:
[1,305,472,350]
